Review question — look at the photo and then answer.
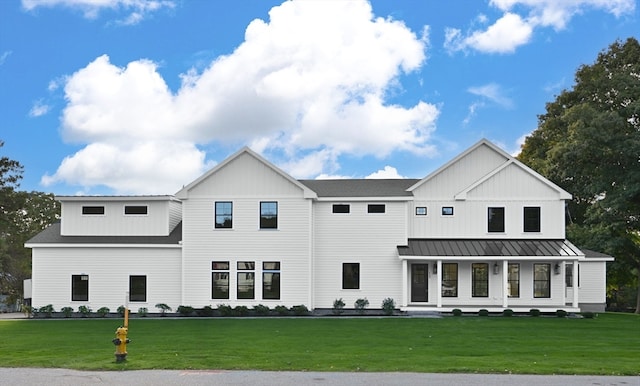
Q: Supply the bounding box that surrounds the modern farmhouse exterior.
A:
[26,139,612,313]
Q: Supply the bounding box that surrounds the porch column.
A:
[436,260,442,308]
[401,259,408,307]
[502,260,509,308]
[572,261,579,308]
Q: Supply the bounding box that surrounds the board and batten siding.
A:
[31,247,181,311]
[312,200,408,309]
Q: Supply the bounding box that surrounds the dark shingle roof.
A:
[299,179,420,197]
[398,239,583,257]
[26,221,182,245]
[580,248,614,259]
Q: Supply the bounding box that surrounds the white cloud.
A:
[21,0,175,25]
[366,166,405,179]
[29,100,51,117]
[446,0,635,53]
[0,51,12,65]
[468,83,513,108]
[45,0,438,194]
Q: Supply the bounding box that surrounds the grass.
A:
[0,313,638,375]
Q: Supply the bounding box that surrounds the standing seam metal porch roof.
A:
[397,239,584,257]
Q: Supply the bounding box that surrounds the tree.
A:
[519,37,640,313]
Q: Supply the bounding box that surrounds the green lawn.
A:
[0,313,638,374]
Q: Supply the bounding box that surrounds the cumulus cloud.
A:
[445,0,635,53]
[366,166,405,179]
[21,0,175,25]
[43,0,438,194]
[29,100,51,117]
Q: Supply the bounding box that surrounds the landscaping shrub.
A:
[197,305,214,317]
[503,309,514,317]
[275,305,289,316]
[217,304,233,317]
[177,305,194,316]
[38,304,54,318]
[332,298,345,315]
[556,309,568,318]
[117,305,126,317]
[97,307,110,318]
[138,307,148,317]
[381,298,395,316]
[354,298,369,314]
[155,303,171,316]
[529,308,540,317]
[253,304,270,316]
[234,306,249,316]
[582,311,596,319]
[291,305,309,316]
[78,305,91,318]
[61,306,74,318]
[478,309,489,317]
[452,308,462,317]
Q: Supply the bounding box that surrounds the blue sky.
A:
[1,0,637,195]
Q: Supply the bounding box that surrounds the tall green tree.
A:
[0,141,60,306]
[519,37,640,313]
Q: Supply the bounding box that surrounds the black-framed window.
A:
[215,201,233,229]
[237,261,255,299]
[71,275,89,301]
[442,263,458,297]
[524,207,541,232]
[442,206,454,216]
[262,262,281,300]
[534,263,551,298]
[260,201,278,229]
[124,205,148,215]
[415,207,427,216]
[488,207,505,233]
[472,263,489,297]
[342,263,359,289]
[82,206,104,215]
[333,204,350,214]
[508,263,520,297]
[129,275,147,302]
[565,263,580,287]
[367,204,385,213]
[211,261,229,299]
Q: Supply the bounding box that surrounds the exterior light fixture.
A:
[554,263,561,275]
[493,263,499,275]
[433,263,437,274]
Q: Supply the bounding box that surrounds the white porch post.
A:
[572,261,579,308]
[502,260,509,308]
[401,259,408,307]
[436,260,442,308]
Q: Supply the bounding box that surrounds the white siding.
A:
[168,200,182,230]
[31,247,182,311]
[567,261,607,304]
[466,163,564,200]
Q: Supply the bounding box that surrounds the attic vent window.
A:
[332,204,350,214]
[125,205,148,215]
[82,206,104,215]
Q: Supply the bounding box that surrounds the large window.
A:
[262,262,281,300]
[211,261,230,299]
[533,263,551,298]
[260,202,278,229]
[442,263,458,297]
[71,275,89,301]
[333,204,350,214]
[82,206,104,215]
[215,202,233,229]
[237,261,255,299]
[124,205,147,215]
[524,207,541,232]
[342,263,360,289]
[129,275,147,302]
[508,263,520,297]
[472,263,489,297]
[488,207,505,233]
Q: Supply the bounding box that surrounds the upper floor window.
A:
[488,207,505,233]
[82,206,104,215]
[441,206,454,216]
[367,204,385,213]
[124,205,148,215]
[260,201,278,229]
[333,204,350,214]
[215,201,233,229]
[524,207,541,232]
[415,207,427,216]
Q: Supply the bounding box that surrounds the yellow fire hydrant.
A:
[112,307,130,362]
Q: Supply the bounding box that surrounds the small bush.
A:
[332,298,346,315]
[78,305,92,318]
[503,309,514,317]
[61,306,74,318]
[381,298,395,316]
[138,307,148,317]
[197,305,214,317]
[354,298,369,314]
[234,305,249,316]
[452,308,462,317]
[155,303,172,316]
[478,309,489,317]
[582,311,596,319]
[275,305,289,316]
[177,305,194,316]
[556,309,568,318]
[291,305,309,316]
[529,308,541,317]
[97,307,110,318]
[117,305,126,317]
[253,304,270,316]
[38,304,55,318]
[217,304,233,317]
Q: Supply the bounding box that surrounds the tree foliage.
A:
[518,37,640,313]
[0,141,60,306]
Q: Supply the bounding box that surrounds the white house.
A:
[25,139,613,313]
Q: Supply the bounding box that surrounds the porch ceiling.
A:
[397,239,583,259]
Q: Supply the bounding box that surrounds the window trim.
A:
[71,274,89,301]
[342,263,360,289]
[214,201,233,229]
[82,206,104,215]
[260,201,278,229]
[415,206,427,216]
[129,275,147,302]
[488,207,505,233]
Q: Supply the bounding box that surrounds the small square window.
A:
[415,207,427,216]
[442,207,454,216]
[367,204,385,213]
[332,204,350,214]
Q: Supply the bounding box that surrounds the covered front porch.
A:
[397,239,585,312]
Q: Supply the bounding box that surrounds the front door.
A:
[411,264,429,302]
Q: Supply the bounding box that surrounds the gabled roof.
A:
[175,147,317,199]
[25,221,182,246]
[407,139,572,200]
[299,179,419,198]
[398,239,584,258]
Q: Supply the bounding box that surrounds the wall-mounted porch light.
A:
[554,263,561,275]
[433,263,437,274]
[493,262,499,275]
